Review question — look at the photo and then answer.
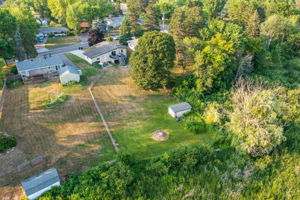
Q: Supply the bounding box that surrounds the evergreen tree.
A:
[142,4,161,32]
[130,31,175,90]
[127,0,143,36]
[120,17,132,45]
[169,5,205,67]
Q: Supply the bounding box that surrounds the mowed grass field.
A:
[0,81,114,200]
[45,36,80,49]
[92,67,215,159]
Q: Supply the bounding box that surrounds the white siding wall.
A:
[27,181,60,200]
[175,109,191,118]
[20,64,63,78]
[168,107,175,118]
[89,48,127,64]
[168,108,191,119]
[60,73,80,84]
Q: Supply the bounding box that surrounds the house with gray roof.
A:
[59,65,81,85]
[83,42,127,65]
[16,56,64,79]
[21,168,60,200]
[168,102,192,119]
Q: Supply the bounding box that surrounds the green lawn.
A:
[114,95,215,159]
[93,68,215,160]
[45,36,80,49]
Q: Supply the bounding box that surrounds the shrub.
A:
[0,132,17,153]
[6,79,23,89]
[92,62,102,69]
[228,81,285,157]
[42,93,69,108]
[48,33,55,38]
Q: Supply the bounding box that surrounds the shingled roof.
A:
[83,43,126,59]
[21,168,60,197]
[16,56,63,72]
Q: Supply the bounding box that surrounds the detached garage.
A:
[168,102,192,119]
[21,168,60,200]
[59,66,81,85]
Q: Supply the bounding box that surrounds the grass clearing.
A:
[0,80,115,199]
[45,36,80,49]
[92,67,215,159]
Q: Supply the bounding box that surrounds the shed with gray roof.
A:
[59,65,81,84]
[16,56,64,79]
[21,168,60,200]
[168,102,192,119]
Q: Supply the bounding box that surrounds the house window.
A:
[112,51,116,56]
[97,58,100,61]
[121,50,123,53]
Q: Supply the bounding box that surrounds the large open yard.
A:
[0,81,114,200]
[92,67,215,159]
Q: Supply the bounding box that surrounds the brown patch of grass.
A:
[0,80,115,199]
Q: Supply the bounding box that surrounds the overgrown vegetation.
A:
[42,93,69,108]
[0,132,16,153]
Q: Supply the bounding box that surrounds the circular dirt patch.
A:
[152,130,169,142]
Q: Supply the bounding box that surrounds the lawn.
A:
[0,58,4,68]
[92,67,215,159]
[45,36,80,49]
[0,81,115,199]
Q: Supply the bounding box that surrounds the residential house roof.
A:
[168,102,192,113]
[80,22,90,28]
[21,168,60,196]
[59,66,81,77]
[83,43,126,59]
[16,56,64,72]
[104,16,124,27]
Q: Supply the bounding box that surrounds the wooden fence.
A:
[0,80,7,119]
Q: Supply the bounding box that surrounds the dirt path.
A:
[89,70,120,152]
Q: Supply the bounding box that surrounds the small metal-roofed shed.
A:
[168,102,192,119]
[59,65,81,84]
[21,168,60,200]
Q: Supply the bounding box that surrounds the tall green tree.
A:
[130,31,175,90]
[0,9,16,65]
[120,17,132,45]
[193,33,236,93]
[202,0,226,20]
[127,0,143,36]
[143,4,161,32]
[169,4,205,67]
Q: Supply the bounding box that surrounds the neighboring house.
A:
[168,102,192,119]
[21,168,60,200]
[83,42,127,65]
[104,16,124,28]
[16,56,64,80]
[127,38,138,51]
[38,27,69,35]
[59,66,81,85]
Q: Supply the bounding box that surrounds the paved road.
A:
[37,33,89,57]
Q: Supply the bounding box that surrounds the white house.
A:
[83,42,127,65]
[168,102,192,119]
[16,56,64,80]
[59,66,81,85]
[21,168,60,200]
[127,38,138,51]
